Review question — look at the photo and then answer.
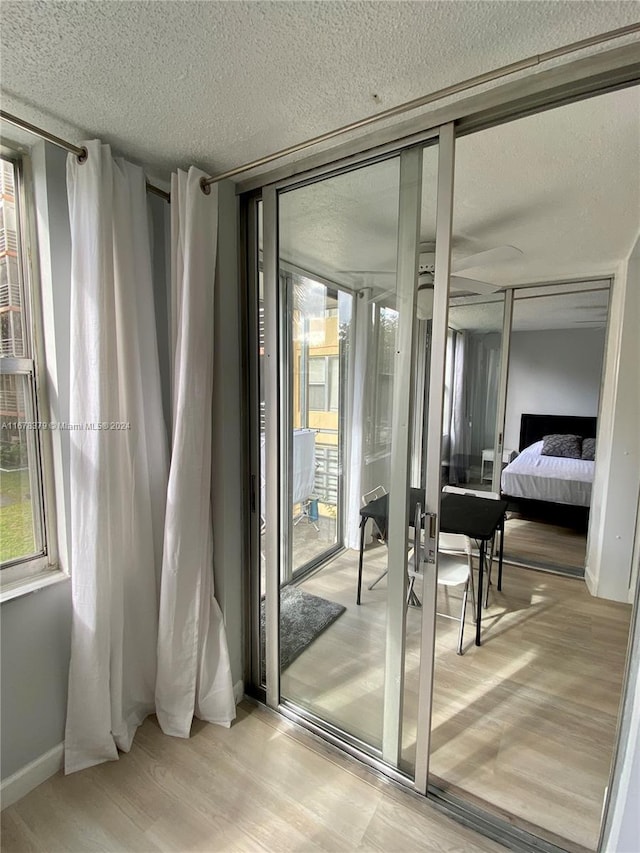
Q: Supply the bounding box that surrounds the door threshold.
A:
[503,556,585,578]
[244,695,584,853]
[429,774,593,853]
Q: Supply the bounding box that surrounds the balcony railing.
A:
[0,338,25,357]
[0,281,21,307]
[0,230,18,255]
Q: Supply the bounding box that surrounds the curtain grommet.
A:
[200,177,211,195]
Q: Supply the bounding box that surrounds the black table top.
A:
[360,487,508,541]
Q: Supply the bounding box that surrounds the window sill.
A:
[0,567,69,603]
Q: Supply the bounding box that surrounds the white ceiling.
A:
[449,286,611,332]
[279,87,640,293]
[2,0,638,317]
[452,90,640,285]
[1,1,639,180]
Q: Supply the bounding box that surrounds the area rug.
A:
[260,586,346,671]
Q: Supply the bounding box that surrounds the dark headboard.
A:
[519,414,597,452]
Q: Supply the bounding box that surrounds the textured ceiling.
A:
[449,286,611,332]
[279,87,640,290]
[1,0,639,180]
[2,1,638,293]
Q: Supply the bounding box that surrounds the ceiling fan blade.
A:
[450,275,501,295]
[453,245,522,273]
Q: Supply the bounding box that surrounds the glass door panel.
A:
[257,128,454,784]
[426,100,630,851]
[428,294,507,785]
[277,157,403,754]
[289,273,343,575]
[270,141,444,773]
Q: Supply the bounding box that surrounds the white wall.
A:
[504,327,606,451]
[586,236,640,603]
[1,582,72,780]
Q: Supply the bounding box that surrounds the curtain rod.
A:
[0,110,171,202]
[199,21,640,193]
[2,21,637,201]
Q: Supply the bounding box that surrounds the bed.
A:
[501,414,597,509]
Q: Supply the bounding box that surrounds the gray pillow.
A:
[541,434,582,459]
[581,437,596,461]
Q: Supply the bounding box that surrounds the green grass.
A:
[0,469,36,563]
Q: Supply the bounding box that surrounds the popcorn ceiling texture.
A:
[1,0,638,181]
[276,86,639,289]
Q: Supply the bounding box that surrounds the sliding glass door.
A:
[277,154,404,760]
[253,132,453,777]
[248,85,639,853]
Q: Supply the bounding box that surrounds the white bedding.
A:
[501,440,594,507]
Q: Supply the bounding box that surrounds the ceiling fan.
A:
[340,243,523,318]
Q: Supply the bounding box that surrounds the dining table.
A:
[357,487,508,646]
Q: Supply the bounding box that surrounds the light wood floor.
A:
[1,702,507,853]
[502,515,587,571]
[281,535,631,851]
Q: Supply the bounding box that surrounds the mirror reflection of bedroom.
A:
[444,284,609,577]
[426,89,636,849]
[254,83,638,852]
[500,288,608,575]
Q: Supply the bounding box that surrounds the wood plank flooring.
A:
[3,522,628,853]
[281,537,631,850]
[1,703,507,853]
[502,515,587,571]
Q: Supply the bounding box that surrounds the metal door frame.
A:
[261,127,454,778]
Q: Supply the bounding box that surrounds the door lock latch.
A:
[426,512,437,564]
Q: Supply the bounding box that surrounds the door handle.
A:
[414,502,423,567]
[426,512,437,564]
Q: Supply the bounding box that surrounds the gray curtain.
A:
[448,330,471,483]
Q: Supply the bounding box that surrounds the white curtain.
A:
[65,141,168,773]
[483,343,501,449]
[467,333,501,459]
[448,330,471,484]
[155,168,236,736]
[345,289,370,550]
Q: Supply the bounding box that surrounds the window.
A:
[0,151,57,594]
[308,355,339,412]
[308,356,327,410]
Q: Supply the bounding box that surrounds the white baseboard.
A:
[584,562,597,596]
[233,679,245,705]
[1,743,63,810]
